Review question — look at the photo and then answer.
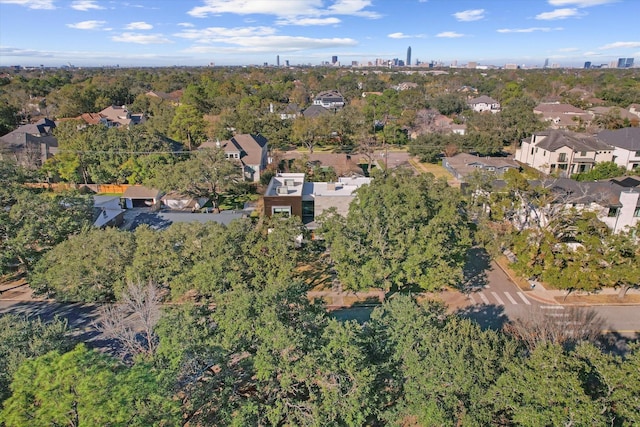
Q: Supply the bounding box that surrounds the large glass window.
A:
[302,201,315,219]
[608,207,619,218]
[272,206,291,217]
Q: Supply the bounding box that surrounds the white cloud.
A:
[598,41,640,50]
[557,47,579,52]
[276,17,341,26]
[188,0,380,20]
[536,8,581,19]
[436,31,464,38]
[125,21,153,30]
[111,32,172,44]
[0,0,55,9]
[388,32,424,39]
[548,0,616,6]
[183,35,357,54]
[71,0,104,11]
[497,27,563,33]
[177,22,195,27]
[453,9,485,22]
[175,26,277,42]
[67,20,107,30]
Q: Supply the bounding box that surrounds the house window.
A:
[632,164,639,170]
[635,151,640,158]
[634,207,640,217]
[608,207,619,217]
[272,206,291,217]
[302,201,315,219]
[531,147,534,155]
[580,151,587,157]
[558,153,567,162]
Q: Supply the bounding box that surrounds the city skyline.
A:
[0,0,639,68]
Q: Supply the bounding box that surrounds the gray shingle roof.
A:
[597,127,640,151]
[533,130,612,152]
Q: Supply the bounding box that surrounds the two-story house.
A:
[200,134,269,182]
[443,153,519,181]
[263,173,371,227]
[98,105,145,128]
[467,95,501,113]
[597,127,640,172]
[515,130,613,177]
[312,90,345,109]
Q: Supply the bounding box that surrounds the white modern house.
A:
[515,130,613,177]
[597,127,640,172]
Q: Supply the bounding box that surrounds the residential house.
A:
[275,103,300,120]
[515,129,613,177]
[491,177,640,234]
[263,173,371,227]
[312,90,345,109]
[145,90,183,105]
[93,195,125,228]
[0,118,58,167]
[302,105,331,118]
[200,133,269,182]
[628,104,640,119]
[542,179,639,234]
[393,82,419,91]
[98,105,145,128]
[468,95,501,113]
[122,185,163,209]
[161,191,209,211]
[533,103,594,128]
[589,106,639,124]
[597,127,640,171]
[443,153,519,181]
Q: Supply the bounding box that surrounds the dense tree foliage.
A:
[321,170,472,291]
[0,162,94,274]
[0,315,72,404]
[0,344,180,426]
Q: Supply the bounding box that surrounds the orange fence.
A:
[24,183,130,194]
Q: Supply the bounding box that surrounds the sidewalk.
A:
[494,258,640,307]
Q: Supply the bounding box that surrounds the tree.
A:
[169,103,207,149]
[291,114,330,153]
[29,227,134,301]
[321,171,472,291]
[1,189,94,274]
[489,343,607,426]
[0,315,72,404]
[573,161,626,181]
[95,281,163,359]
[147,147,241,209]
[0,344,180,426]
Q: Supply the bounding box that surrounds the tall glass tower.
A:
[406,46,412,66]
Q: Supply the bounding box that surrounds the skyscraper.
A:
[331,55,338,64]
[406,46,411,66]
[277,55,280,67]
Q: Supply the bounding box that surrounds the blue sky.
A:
[0,0,638,67]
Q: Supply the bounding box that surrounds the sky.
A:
[0,0,639,68]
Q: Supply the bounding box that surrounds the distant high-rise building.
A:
[285,60,290,67]
[617,58,634,68]
[543,58,549,68]
[406,46,411,66]
[331,55,338,64]
[277,55,280,67]
[584,61,592,69]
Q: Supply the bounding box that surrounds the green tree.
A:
[573,161,626,181]
[29,227,134,301]
[0,344,180,426]
[169,103,207,149]
[0,315,72,404]
[147,147,241,209]
[490,343,607,426]
[321,171,472,291]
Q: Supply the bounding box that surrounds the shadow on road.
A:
[454,303,508,331]
[462,247,491,292]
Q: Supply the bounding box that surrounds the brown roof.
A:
[534,103,588,114]
[123,185,162,199]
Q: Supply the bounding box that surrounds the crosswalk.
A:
[469,290,532,306]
